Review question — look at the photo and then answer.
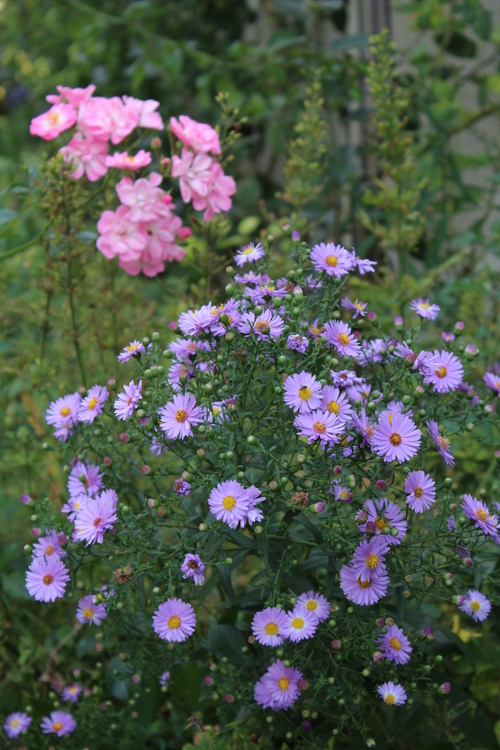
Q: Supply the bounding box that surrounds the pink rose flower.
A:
[78,96,139,144]
[170,115,221,154]
[60,136,108,182]
[30,103,77,140]
[105,150,152,170]
[123,96,164,130]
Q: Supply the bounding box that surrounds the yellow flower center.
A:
[384,694,396,705]
[87,397,99,411]
[419,302,430,310]
[354,301,364,310]
[242,246,254,255]
[414,487,424,498]
[69,686,78,693]
[337,332,350,346]
[375,518,387,531]
[60,406,71,417]
[175,409,188,423]
[53,722,63,731]
[339,490,350,500]
[291,617,304,630]
[389,432,402,446]
[470,600,480,612]
[127,343,140,352]
[438,436,450,450]
[364,426,374,438]
[278,677,290,691]
[357,578,372,589]
[365,553,380,570]
[255,320,270,333]
[264,622,279,636]
[305,600,318,611]
[45,545,55,556]
[83,608,94,618]
[436,365,447,378]
[47,112,60,126]
[298,386,312,400]
[327,400,340,414]
[310,326,320,335]
[474,509,488,522]
[11,719,20,727]
[42,574,54,585]
[325,255,338,267]
[388,637,401,650]
[74,501,81,510]
[168,615,181,629]
[222,495,236,510]
[313,421,326,434]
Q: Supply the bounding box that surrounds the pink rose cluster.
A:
[30,84,164,182]
[96,172,191,277]
[170,115,236,222]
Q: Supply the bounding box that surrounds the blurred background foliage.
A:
[1,0,500,747]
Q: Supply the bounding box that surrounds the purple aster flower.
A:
[461,494,499,542]
[234,242,265,267]
[159,393,203,440]
[26,555,70,602]
[324,320,361,358]
[61,494,89,522]
[394,342,436,375]
[296,591,330,623]
[308,318,324,338]
[372,411,421,463]
[351,537,389,582]
[241,485,266,527]
[331,369,364,388]
[427,420,454,467]
[168,360,194,391]
[376,624,412,664]
[209,299,242,336]
[62,683,82,702]
[310,242,354,277]
[73,491,118,545]
[484,372,500,397]
[208,480,251,528]
[173,477,191,496]
[332,484,353,503]
[341,296,367,319]
[237,309,284,341]
[152,598,196,642]
[377,681,407,706]
[287,334,310,353]
[113,380,142,420]
[181,554,205,586]
[321,385,353,424]
[283,371,323,414]
[45,392,82,441]
[424,350,464,393]
[440,682,451,694]
[358,338,391,366]
[32,530,66,560]
[19,493,32,505]
[458,590,491,622]
[252,607,288,646]
[3,712,32,739]
[76,594,107,625]
[441,331,455,343]
[78,385,109,424]
[410,298,440,320]
[350,248,377,274]
[291,230,300,241]
[261,660,303,709]
[404,471,436,513]
[339,564,389,606]
[347,382,373,403]
[357,498,407,545]
[282,605,318,642]
[168,337,199,360]
[117,340,146,363]
[178,303,214,338]
[40,711,76,736]
[294,409,344,445]
[67,461,103,498]
[351,408,375,446]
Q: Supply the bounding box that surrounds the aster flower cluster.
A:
[30,86,236,277]
[19,229,499,746]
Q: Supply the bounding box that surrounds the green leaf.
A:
[0,208,17,225]
[332,33,370,52]
[207,623,247,666]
